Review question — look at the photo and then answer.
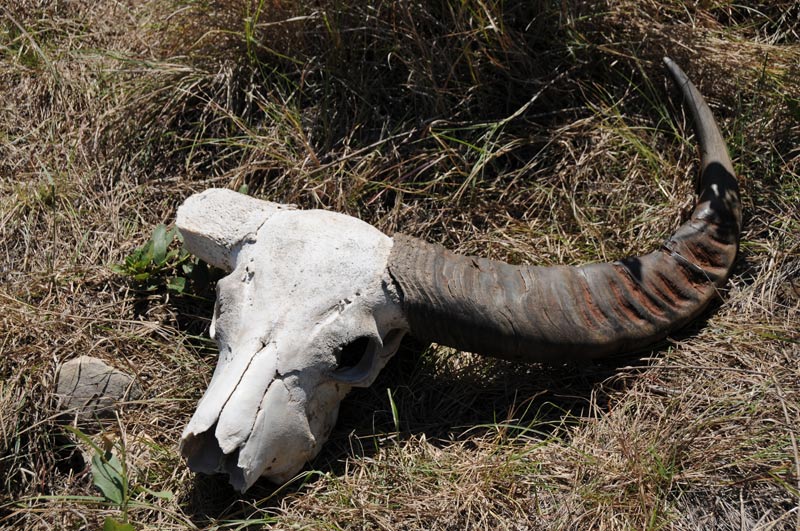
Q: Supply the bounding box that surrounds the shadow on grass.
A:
[179,308,722,526]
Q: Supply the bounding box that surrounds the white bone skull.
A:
[178,189,408,491]
[176,59,742,492]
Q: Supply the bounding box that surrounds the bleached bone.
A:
[177,58,741,492]
[178,190,409,491]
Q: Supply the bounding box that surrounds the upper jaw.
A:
[180,365,329,491]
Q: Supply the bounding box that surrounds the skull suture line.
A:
[177,58,741,492]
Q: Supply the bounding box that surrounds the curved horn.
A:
[388,57,741,362]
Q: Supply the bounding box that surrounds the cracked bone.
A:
[177,189,408,491]
[177,58,741,492]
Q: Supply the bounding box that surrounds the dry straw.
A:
[1,0,798,529]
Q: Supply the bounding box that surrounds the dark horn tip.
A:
[663,56,690,87]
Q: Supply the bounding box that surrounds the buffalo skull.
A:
[177,58,741,492]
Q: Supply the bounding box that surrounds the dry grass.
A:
[1,0,798,529]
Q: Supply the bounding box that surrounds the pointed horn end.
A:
[661,56,734,173]
[662,57,742,231]
[662,56,687,85]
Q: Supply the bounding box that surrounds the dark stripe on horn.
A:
[388,58,741,362]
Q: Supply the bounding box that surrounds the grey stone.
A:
[56,356,142,419]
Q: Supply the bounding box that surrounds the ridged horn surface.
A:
[387,57,741,362]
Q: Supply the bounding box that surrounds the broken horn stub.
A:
[176,188,295,271]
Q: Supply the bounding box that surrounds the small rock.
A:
[56,356,142,419]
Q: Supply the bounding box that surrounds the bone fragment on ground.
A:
[55,356,141,420]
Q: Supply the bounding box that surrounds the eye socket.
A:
[336,336,371,370]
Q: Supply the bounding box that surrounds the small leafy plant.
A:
[112,224,206,293]
[66,427,175,531]
[92,449,134,531]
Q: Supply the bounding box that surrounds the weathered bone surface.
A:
[177,58,740,492]
[178,190,408,491]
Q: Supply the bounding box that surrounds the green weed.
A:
[111,224,202,294]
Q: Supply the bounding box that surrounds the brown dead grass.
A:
[1,0,798,529]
